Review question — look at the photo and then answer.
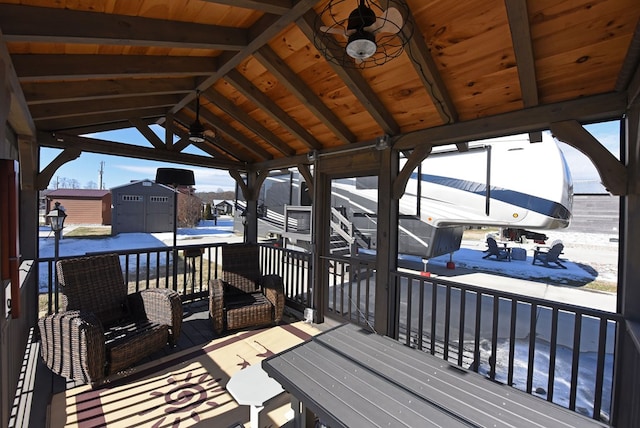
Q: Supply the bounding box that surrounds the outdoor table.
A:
[262,323,607,428]
[227,363,285,428]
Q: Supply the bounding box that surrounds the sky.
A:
[39,120,621,193]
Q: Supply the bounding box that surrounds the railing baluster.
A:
[406,277,413,347]
[444,285,452,361]
[547,307,559,403]
[457,288,465,366]
[430,281,437,355]
[490,295,499,380]
[526,302,538,393]
[593,317,608,419]
[508,299,517,386]
[569,312,583,411]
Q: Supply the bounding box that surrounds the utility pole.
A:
[98,161,105,189]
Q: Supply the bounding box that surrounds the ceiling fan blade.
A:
[320,25,347,36]
[366,7,403,34]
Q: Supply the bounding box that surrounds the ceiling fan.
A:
[189,91,205,143]
[314,0,411,68]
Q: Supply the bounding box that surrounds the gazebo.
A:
[1,1,639,426]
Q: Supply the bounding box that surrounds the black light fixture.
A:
[315,0,413,68]
[47,201,67,233]
[189,91,205,143]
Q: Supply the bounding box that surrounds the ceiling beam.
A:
[0,29,34,136]
[128,117,166,150]
[12,55,217,81]
[0,4,247,51]
[167,0,319,115]
[35,107,169,132]
[199,0,292,15]
[551,120,627,195]
[22,77,197,105]
[177,110,272,161]
[29,94,182,121]
[203,88,296,156]
[393,92,627,150]
[297,11,400,136]
[225,69,322,150]
[505,0,542,142]
[617,19,640,107]
[254,45,355,145]
[38,132,244,171]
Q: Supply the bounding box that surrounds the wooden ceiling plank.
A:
[0,4,247,51]
[225,69,322,150]
[404,14,458,125]
[168,0,319,115]
[394,92,627,151]
[38,132,244,171]
[297,11,400,136]
[199,0,292,15]
[254,45,355,144]
[204,88,296,156]
[22,77,197,105]
[129,117,166,150]
[13,55,217,81]
[29,94,181,121]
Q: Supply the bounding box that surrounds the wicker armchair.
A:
[209,243,285,334]
[38,254,183,385]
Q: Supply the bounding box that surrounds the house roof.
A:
[46,189,110,199]
[2,0,639,177]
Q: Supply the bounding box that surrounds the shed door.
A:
[116,194,145,233]
[146,195,172,232]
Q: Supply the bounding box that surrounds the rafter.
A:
[38,132,244,171]
[505,0,542,143]
[254,45,355,145]
[12,55,217,81]
[199,0,292,15]
[29,94,181,121]
[176,110,272,162]
[168,0,319,115]
[35,107,169,132]
[203,88,295,156]
[22,77,196,105]
[0,4,247,51]
[297,11,400,136]
[225,69,322,150]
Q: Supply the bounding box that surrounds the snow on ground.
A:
[39,218,618,291]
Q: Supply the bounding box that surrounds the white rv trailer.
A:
[238,133,573,260]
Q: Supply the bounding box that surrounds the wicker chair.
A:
[209,243,285,334]
[38,254,183,385]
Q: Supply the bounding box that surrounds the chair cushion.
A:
[225,292,273,331]
[105,319,169,374]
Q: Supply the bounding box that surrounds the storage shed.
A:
[111,180,175,235]
[45,189,111,225]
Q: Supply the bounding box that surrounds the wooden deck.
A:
[11,299,305,428]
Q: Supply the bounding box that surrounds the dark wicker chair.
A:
[38,254,183,385]
[209,243,285,334]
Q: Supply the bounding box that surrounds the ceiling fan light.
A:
[346,30,376,59]
[189,120,205,143]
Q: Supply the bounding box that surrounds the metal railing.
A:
[37,243,310,315]
[391,270,621,422]
[34,244,620,422]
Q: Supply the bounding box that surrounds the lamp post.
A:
[46,202,67,290]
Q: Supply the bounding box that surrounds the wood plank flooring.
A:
[10,299,303,428]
